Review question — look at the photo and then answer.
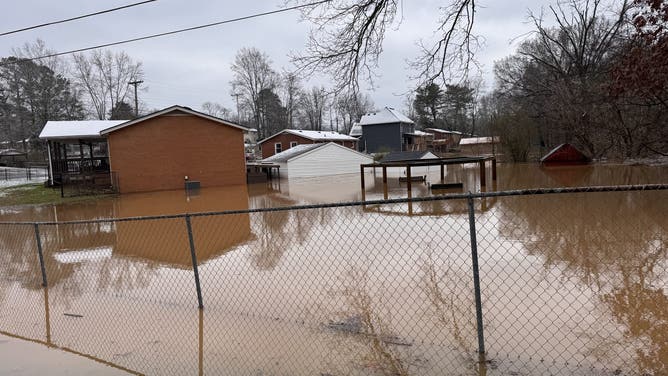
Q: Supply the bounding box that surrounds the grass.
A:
[0,183,114,206]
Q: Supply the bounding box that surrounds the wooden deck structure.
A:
[246,162,281,183]
[360,156,497,200]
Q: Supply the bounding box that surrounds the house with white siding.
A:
[263,142,373,179]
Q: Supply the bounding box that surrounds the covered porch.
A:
[47,138,113,187]
[39,120,126,193]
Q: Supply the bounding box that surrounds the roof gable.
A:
[258,129,357,144]
[263,143,325,163]
[359,107,414,126]
[100,105,248,135]
[540,143,591,164]
[289,142,373,162]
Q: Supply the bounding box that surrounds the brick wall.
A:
[107,113,246,193]
[260,133,357,158]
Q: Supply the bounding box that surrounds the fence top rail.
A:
[0,184,666,226]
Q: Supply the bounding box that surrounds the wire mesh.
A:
[0,223,46,341]
[0,186,665,375]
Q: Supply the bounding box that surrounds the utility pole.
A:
[128,80,143,117]
[231,93,241,123]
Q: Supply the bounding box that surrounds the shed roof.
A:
[540,143,591,164]
[258,129,357,144]
[380,151,439,162]
[406,130,433,137]
[0,148,27,156]
[39,120,127,140]
[425,128,463,135]
[358,107,414,126]
[263,143,326,163]
[459,136,500,145]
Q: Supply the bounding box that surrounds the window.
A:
[274,143,282,154]
[290,141,298,148]
[65,143,81,158]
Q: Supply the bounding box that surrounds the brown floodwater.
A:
[0,163,666,375]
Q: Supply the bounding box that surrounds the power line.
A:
[0,0,157,37]
[0,0,331,66]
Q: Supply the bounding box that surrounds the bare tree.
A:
[291,0,477,93]
[280,70,301,128]
[494,0,634,158]
[200,102,232,119]
[71,50,143,120]
[335,91,374,134]
[230,47,278,138]
[11,39,67,77]
[299,86,328,131]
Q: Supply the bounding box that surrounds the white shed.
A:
[263,142,373,179]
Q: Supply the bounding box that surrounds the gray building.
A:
[356,107,416,153]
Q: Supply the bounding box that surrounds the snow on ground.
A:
[0,167,47,189]
[0,178,45,189]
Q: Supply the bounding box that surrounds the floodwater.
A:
[0,163,666,375]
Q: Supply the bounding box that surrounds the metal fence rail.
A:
[0,165,48,183]
[0,184,666,375]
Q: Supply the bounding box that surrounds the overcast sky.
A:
[0,0,557,117]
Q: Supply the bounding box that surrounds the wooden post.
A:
[440,163,445,181]
[492,158,497,181]
[382,166,388,200]
[360,165,366,201]
[406,164,412,196]
[479,161,486,187]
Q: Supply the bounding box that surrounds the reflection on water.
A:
[0,163,666,374]
[495,189,667,375]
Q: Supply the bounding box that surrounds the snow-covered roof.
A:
[39,120,127,140]
[349,122,362,137]
[459,136,500,145]
[264,142,372,164]
[406,130,433,137]
[425,128,463,135]
[0,148,27,156]
[263,143,326,163]
[358,107,414,126]
[259,129,357,144]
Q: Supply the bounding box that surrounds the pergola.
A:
[360,156,497,200]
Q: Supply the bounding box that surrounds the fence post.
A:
[185,215,204,309]
[33,223,48,287]
[467,194,486,356]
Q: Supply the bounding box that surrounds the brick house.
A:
[40,105,249,193]
[258,129,358,159]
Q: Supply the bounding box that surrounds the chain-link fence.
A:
[0,185,666,375]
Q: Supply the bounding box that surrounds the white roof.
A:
[349,122,362,137]
[259,129,357,144]
[358,107,414,126]
[459,136,500,145]
[39,120,127,139]
[263,143,325,163]
[409,130,433,137]
[264,142,372,164]
[425,128,463,135]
